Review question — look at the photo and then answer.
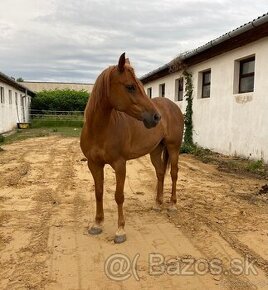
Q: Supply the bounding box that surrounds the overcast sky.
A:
[0,0,267,83]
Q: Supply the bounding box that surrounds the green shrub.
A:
[180,143,196,154]
[0,135,5,143]
[246,159,264,172]
[31,89,89,112]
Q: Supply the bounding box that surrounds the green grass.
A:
[180,143,267,178]
[0,117,83,147]
[31,118,83,128]
[1,126,82,146]
[180,143,215,163]
[246,159,264,171]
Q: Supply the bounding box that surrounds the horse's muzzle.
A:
[142,112,161,129]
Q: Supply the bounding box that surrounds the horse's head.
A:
[109,53,161,128]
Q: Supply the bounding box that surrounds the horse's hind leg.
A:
[150,143,165,211]
[87,161,104,235]
[166,144,179,211]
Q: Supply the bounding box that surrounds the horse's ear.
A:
[118,52,125,72]
[125,58,130,65]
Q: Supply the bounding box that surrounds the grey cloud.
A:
[0,0,267,82]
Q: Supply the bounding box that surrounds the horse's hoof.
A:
[88,226,102,235]
[167,204,177,212]
[114,234,127,244]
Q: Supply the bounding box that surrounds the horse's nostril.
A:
[153,113,161,122]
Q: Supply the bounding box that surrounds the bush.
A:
[31,89,89,111]
[246,159,264,172]
[0,135,5,143]
[180,143,196,154]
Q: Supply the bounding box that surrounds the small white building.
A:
[141,13,268,163]
[0,72,35,134]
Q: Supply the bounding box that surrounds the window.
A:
[159,83,165,97]
[147,87,152,98]
[15,92,18,105]
[20,94,24,107]
[0,87,4,103]
[175,78,184,101]
[9,90,12,104]
[239,57,255,93]
[202,70,211,98]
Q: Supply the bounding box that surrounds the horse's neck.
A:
[86,100,113,137]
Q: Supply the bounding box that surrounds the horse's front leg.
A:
[88,161,104,235]
[112,160,127,243]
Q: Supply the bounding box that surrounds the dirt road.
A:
[0,136,268,290]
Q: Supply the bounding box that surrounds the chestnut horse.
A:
[80,53,184,243]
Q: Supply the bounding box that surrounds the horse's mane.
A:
[84,65,116,121]
[84,63,145,121]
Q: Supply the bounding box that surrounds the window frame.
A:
[159,83,165,97]
[9,90,12,104]
[175,77,184,101]
[0,87,5,103]
[239,57,255,93]
[147,87,152,98]
[201,70,211,98]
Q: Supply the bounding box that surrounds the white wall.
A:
[144,72,186,113]
[0,81,31,134]
[143,38,268,162]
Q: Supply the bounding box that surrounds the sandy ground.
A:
[0,136,268,290]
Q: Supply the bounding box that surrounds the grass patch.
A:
[218,158,267,177]
[31,118,83,128]
[246,160,264,171]
[1,116,83,145]
[180,143,216,163]
[180,143,195,154]
[180,142,267,178]
[2,127,82,145]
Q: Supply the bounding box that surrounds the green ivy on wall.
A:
[183,71,194,147]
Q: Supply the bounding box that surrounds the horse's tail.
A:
[162,145,170,176]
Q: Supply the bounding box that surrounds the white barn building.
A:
[141,13,268,163]
[0,72,35,134]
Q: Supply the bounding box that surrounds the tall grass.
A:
[30,111,84,128]
[31,118,83,128]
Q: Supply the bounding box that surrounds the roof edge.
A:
[140,12,268,83]
[0,72,36,97]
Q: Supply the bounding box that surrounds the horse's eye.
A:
[126,84,136,93]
